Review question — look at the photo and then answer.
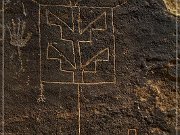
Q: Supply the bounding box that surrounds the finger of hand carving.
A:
[24,33,32,43]
[21,21,26,37]
[17,18,21,35]
[12,19,16,36]
[7,25,12,40]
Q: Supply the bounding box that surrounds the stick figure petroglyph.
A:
[7,19,32,72]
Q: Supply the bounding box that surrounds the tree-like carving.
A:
[38,2,116,104]
[45,4,110,83]
[38,3,116,134]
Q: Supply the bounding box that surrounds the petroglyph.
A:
[22,2,27,16]
[37,2,117,134]
[7,19,32,71]
[39,3,116,85]
[2,0,177,134]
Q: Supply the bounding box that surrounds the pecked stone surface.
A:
[0,0,179,134]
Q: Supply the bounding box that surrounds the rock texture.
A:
[0,0,179,134]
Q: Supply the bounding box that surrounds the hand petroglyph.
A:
[7,19,32,72]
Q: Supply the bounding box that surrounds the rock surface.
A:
[0,0,179,134]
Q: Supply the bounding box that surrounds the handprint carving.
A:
[7,19,32,71]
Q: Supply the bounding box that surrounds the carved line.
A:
[46,11,77,83]
[46,5,108,34]
[46,9,77,67]
[46,10,74,32]
[41,80,116,85]
[40,4,114,9]
[75,8,116,82]
[47,43,76,69]
[32,0,127,9]
[71,1,75,32]
[38,4,46,100]
[22,2,27,16]
[112,8,116,83]
[46,43,75,83]
[32,0,122,8]
[77,84,81,135]
[80,11,107,34]
[0,133,30,135]
[82,48,109,69]
[78,7,81,34]
[175,0,179,133]
[82,53,109,73]
[46,10,76,82]
[2,0,5,134]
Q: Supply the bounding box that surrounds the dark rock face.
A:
[0,0,179,134]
